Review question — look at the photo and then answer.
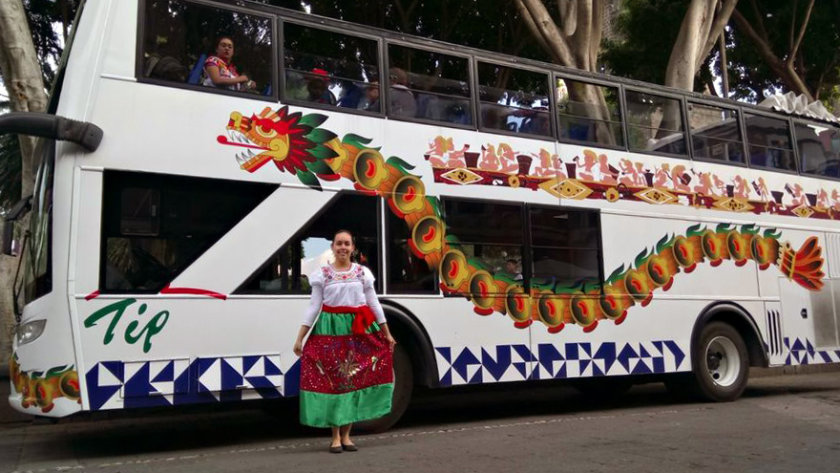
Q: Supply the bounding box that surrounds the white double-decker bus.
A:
[5,0,840,429]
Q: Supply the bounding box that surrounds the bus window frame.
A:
[791,118,840,182]
[525,204,604,295]
[475,59,555,142]
[439,195,528,296]
[384,39,477,131]
[279,19,386,118]
[135,0,279,103]
[742,109,800,176]
[685,98,749,169]
[623,85,691,161]
[554,72,627,152]
[382,195,441,296]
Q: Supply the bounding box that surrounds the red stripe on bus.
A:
[160,285,227,300]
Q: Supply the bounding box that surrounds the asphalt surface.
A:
[1,370,839,473]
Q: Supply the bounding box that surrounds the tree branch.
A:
[787,0,814,67]
[748,0,769,43]
[517,0,576,67]
[697,0,739,72]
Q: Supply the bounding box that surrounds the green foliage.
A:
[727,0,840,102]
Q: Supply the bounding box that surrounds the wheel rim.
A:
[704,336,740,387]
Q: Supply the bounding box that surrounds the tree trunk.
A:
[0,0,49,365]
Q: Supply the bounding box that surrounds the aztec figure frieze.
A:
[219,106,826,334]
[426,137,840,220]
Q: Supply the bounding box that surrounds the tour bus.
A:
[5,0,840,429]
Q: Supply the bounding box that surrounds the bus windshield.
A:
[23,139,53,303]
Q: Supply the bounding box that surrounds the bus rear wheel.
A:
[355,342,413,433]
[668,322,749,402]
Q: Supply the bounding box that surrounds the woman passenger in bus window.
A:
[293,230,396,453]
[306,68,337,105]
[202,36,256,91]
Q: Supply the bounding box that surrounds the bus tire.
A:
[675,322,749,402]
[355,342,413,433]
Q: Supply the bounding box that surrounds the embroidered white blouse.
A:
[301,263,387,327]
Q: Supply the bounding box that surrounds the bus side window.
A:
[101,172,275,293]
[688,102,744,164]
[626,90,688,157]
[237,192,381,294]
[556,77,624,148]
[141,0,273,96]
[386,208,438,294]
[388,44,473,126]
[528,207,601,291]
[796,122,840,178]
[283,23,381,112]
[744,113,796,172]
[442,199,524,295]
[477,62,551,138]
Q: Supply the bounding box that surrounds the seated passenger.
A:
[306,68,336,105]
[202,36,256,91]
[357,81,380,112]
[389,67,417,117]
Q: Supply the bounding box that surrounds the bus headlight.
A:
[16,319,46,345]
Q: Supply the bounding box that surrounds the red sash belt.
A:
[322,305,377,334]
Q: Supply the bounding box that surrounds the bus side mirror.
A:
[0,112,103,152]
[2,196,32,256]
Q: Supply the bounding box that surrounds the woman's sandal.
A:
[329,445,343,454]
[341,443,358,452]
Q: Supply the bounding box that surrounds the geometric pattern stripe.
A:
[85,354,299,411]
[435,340,689,387]
[82,337,839,409]
[784,337,840,366]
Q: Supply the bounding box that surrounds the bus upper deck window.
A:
[795,122,840,178]
[283,23,381,111]
[556,78,624,148]
[478,62,551,137]
[387,44,473,126]
[689,103,745,164]
[626,90,687,157]
[141,1,273,96]
[744,113,796,172]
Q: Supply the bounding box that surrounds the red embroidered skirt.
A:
[299,305,393,427]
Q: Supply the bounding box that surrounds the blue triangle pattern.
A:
[124,363,154,398]
[85,365,121,410]
[639,345,651,358]
[220,359,244,390]
[579,343,592,358]
[151,361,174,383]
[565,343,580,361]
[538,344,564,374]
[283,361,300,396]
[617,344,638,372]
[481,346,512,381]
[436,347,452,363]
[264,357,282,376]
[243,355,260,375]
[631,359,652,375]
[513,344,536,362]
[593,343,617,373]
[664,341,686,368]
[452,348,481,381]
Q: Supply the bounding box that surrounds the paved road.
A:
[2,371,839,473]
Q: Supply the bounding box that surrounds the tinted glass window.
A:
[689,103,744,163]
[386,209,437,293]
[101,172,275,292]
[443,199,523,289]
[528,207,601,290]
[387,44,472,125]
[744,113,795,171]
[142,0,273,95]
[237,193,379,294]
[796,123,840,178]
[478,62,550,136]
[556,78,624,147]
[283,23,380,111]
[626,91,687,156]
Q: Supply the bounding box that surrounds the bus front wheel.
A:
[668,322,749,402]
[355,342,413,433]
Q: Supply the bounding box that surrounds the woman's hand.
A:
[239,75,255,89]
[293,339,303,357]
[385,334,397,351]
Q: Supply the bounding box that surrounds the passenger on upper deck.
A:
[306,68,337,105]
[388,67,417,118]
[357,81,380,112]
[202,36,256,91]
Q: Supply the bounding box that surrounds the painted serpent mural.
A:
[218,106,825,333]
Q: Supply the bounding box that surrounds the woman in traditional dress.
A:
[293,230,396,453]
[202,36,255,91]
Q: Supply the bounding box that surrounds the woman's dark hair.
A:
[214,36,234,50]
[332,229,355,244]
